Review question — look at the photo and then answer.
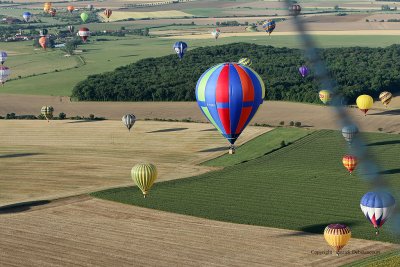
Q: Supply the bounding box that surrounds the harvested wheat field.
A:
[0,196,397,267]
[0,120,270,206]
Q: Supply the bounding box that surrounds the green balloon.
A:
[80,12,89,22]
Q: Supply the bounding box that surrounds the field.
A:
[92,129,400,243]
[342,250,400,267]
[99,10,195,21]
[0,120,269,206]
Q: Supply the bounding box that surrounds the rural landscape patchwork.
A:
[1,0,400,266]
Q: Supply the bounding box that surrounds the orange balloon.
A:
[39,36,47,49]
[67,6,75,13]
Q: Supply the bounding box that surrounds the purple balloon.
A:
[299,65,309,78]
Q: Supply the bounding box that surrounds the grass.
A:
[91,129,400,244]
[341,250,400,267]
[203,127,311,167]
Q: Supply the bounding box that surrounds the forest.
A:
[72,43,400,104]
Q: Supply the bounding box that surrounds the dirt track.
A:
[0,197,397,267]
[1,94,399,133]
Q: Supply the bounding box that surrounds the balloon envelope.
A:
[262,19,276,35]
[122,114,136,131]
[0,51,7,65]
[379,91,392,107]
[104,9,112,19]
[78,27,90,42]
[195,63,265,145]
[289,4,301,16]
[173,41,188,59]
[319,90,331,104]
[342,155,357,174]
[324,224,351,255]
[299,65,308,78]
[356,95,373,115]
[22,12,32,22]
[41,106,54,120]
[0,66,10,84]
[238,58,252,67]
[67,6,75,13]
[39,36,47,49]
[131,163,158,197]
[342,125,358,144]
[80,12,89,22]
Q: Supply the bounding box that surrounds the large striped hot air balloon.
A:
[342,124,358,144]
[319,90,331,104]
[379,91,393,107]
[360,191,396,235]
[195,63,265,154]
[262,19,276,36]
[131,163,158,198]
[356,94,373,115]
[0,51,7,65]
[0,66,10,85]
[173,41,187,60]
[78,27,90,42]
[104,9,112,21]
[122,114,136,131]
[41,106,54,121]
[43,2,52,13]
[324,224,351,256]
[342,155,357,174]
[238,58,252,67]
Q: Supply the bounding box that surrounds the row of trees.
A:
[72,43,400,104]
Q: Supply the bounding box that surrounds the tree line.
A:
[72,43,400,104]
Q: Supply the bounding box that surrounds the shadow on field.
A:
[67,120,99,124]
[199,147,227,153]
[369,109,400,116]
[276,221,360,237]
[147,128,188,133]
[379,168,400,175]
[200,128,218,132]
[367,140,400,146]
[0,200,51,215]
[0,153,43,159]
[120,54,138,58]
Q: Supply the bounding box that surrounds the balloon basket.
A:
[229,146,235,155]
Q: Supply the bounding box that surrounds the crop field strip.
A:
[93,130,400,243]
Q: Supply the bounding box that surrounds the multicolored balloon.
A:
[299,65,308,78]
[104,9,112,20]
[319,90,331,104]
[238,58,252,67]
[80,12,89,23]
[342,155,357,174]
[0,51,7,65]
[342,125,358,144]
[211,28,220,40]
[0,66,10,85]
[195,63,265,152]
[289,4,301,16]
[262,19,276,35]
[324,224,351,256]
[173,41,188,60]
[41,106,54,121]
[356,94,373,115]
[122,114,136,131]
[379,91,392,107]
[22,12,32,23]
[131,163,158,198]
[78,27,90,42]
[360,191,396,235]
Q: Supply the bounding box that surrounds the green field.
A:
[341,249,400,267]
[92,129,400,244]
[2,34,400,96]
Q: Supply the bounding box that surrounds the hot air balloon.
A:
[104,9,112,21]
[78,27,90,42]
[0,51,7,65]
[173,41,188,60]
[342,155,357,174]
[40,28,48,37]
[49,8,56,17]
[131,163,158,198]
[0,66,10,85]
[289,4,301,16]
[379,91,393,107]
[67,25,75,34]
[211,28,220,40]
[356,95,373,115]
[360,191,396,235]
[22,12,32,23]
[195,63,265,154]
[87,4,94,11]
[43,2,52,13]
[299,65,308,78]
[80,12,89,23]
[41,106,54,121]
[262,19,276,36]
[122,114,136,131]
[38,36,47,50]
[319,90,331,104]
[342,125,358,144]
[324,224,351,256]
[67,5,75,14]
[238,58,252,67]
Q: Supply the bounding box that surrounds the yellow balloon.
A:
[356,94,373,115]
[379,91,392,107]
[324,224,351,256]
[131,163,158,198]
[44,2,52,12]
[319,90,331,104]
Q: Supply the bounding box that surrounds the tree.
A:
[62,40,78,55]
